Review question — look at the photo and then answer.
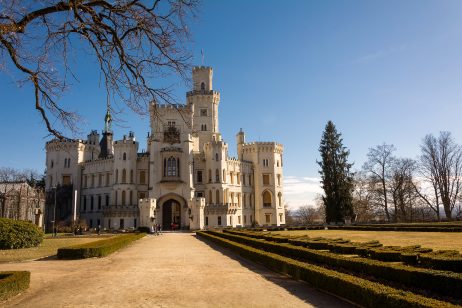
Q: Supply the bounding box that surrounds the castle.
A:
[45,66,285,230]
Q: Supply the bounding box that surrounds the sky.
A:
[2,1,462,210]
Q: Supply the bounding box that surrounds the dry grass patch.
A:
[273,230,462,252]
[0,236,112,262]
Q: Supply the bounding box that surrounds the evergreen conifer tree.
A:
[318,121,354,223]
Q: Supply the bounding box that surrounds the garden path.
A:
[0,232,351,307]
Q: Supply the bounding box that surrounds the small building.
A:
[0,181,45,228]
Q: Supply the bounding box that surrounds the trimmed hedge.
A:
[0,218,43,249]
[0,271,30,301]
[420,252,462,273]
[57,233,145,259]
[216,230,462,299]
[197,231,458,308]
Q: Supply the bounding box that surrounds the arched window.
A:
[208,169,212,183]
[68,158,71,167]
[223,169,226,183]
[215,153,219,161]
[215,169,220,183]
[64,158,67,168]
[115,169,119,184]
[216,190,220,204]
[208,190,212,204]
[263,191,272,207]
[51,160,54,168]
[122,169,127,183]
[167,157,177,176]
[163,158,166,177]
[122,191,126,206]
[278,192,282,207]
[123,153,127,160]
[201,82,205,91]
[129,191,133,205]
[130,170,134,183]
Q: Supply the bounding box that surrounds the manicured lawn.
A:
[0,236,112,262]
[273,230,462,252]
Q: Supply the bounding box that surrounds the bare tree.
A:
[295,205,317,225]
[389,158,417,222]
[352,171,376,222]
[0,0,198,139]
[362,143,396,221]
[415,132,462,220]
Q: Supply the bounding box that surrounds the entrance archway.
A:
[162,199,181,230]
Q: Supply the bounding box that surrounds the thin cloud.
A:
[353,44,408,64]
[283,175,323,210]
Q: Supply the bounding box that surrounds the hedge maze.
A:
[197,229,462,307]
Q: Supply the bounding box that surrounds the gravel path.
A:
[0,232,352,307]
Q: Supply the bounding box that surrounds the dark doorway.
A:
[162,199,181,230]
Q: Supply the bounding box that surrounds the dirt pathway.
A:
[0,232,351,307]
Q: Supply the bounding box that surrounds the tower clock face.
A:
[163,125,180,144]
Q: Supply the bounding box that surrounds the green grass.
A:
[273,230,462,252]
[0,236,112,262]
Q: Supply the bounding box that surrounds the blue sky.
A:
[2,1,462,208]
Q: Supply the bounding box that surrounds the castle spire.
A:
[104,102,112,133]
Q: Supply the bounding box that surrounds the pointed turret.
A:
[99,106,113,158]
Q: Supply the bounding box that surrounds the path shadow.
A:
[194,235,354,308]
[36,255,58,261]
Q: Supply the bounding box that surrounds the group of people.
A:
[151,224,162,235]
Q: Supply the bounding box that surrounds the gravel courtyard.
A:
[0,232,351,307]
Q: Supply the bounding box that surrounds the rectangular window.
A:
[197,170,203,183]
[205,216,209,226]
[249,175,252,186]
[98,195,102,210]
[200,108,208,116]
[105,194,110,206]
[277,174,281,186]
[238,215,241,224]
[99,174,102,187]
[201,124,207,131]
[106,173,110,186]
[97,219,100,227]
[120,219,124,229]
[92,175,95,187]
[265,214,271,224]
[237,173,240,185]
[139,192,146,199]
[242,174,246,186]
[279,213,283,223]
[218,216,222,225]
[244,215,247,224]
[168,121,176,126]
[140,171,146,184]
[91,196,94,211]
[263,174,270,185]
[90,219,93,228]
[83,197,87,212]
[134,218,137,228]
[196,191,204,197]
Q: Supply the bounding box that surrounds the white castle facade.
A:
[45,66,285,230]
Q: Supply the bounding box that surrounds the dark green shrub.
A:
[198,231,458,308]
[419,253,462,273]
[401,253,419,265]
[0,218,43,249]
[331,244,358,254]
[370,249,402,262]
[0,271,30,300]
[57,233,145,259]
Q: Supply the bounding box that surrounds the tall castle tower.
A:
[187,66,221,151]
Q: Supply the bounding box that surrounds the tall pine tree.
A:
[318,121,354,224]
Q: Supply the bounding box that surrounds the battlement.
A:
[241,142,284,154]
[193,66,212,71]
[186,90,219,97]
